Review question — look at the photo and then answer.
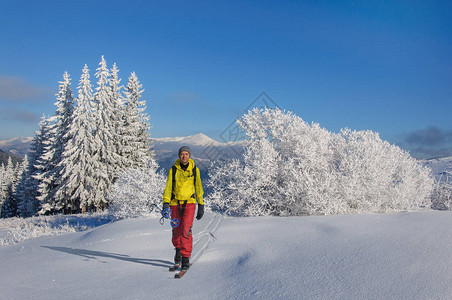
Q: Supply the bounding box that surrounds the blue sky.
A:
[0,0,451,158]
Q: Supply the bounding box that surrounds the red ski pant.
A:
[171,202,196,258]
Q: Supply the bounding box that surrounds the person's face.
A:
[179,151,190,165]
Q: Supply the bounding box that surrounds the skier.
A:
[162,146,204,272]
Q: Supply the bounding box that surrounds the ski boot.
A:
[181,257,190,271]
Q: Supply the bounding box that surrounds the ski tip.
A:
[174,270,187,278]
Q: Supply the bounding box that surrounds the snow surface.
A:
[1,211,451,299]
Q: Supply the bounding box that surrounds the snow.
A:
[1,210,451,299]
[153,133,220,146]
[0,136,33,156]
[151,133,244,176]
[422,156,452,182]
[0,213,114,246]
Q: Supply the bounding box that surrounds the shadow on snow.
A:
[42,246,172,268]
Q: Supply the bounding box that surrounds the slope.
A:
[1,211,451,299]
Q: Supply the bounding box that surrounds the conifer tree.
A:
[4,156,28,218]
[24,116,53,216]
[0,162,7,216]
[36,73,75,213]
[109,63,126,172]
[1,157,18,217]
[16,126,49,217]
[91,56,119,210]
[16,154,38,217]
[0,163,5,205]
[121,72,152,169]
[57,65,97,213]
[34,116,57,214]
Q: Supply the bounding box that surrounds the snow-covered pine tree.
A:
[31,116,53,214]
[36,73,75,214]
[121,72,152,170]
[109,63,126,172]
[0,161,8,216]
[91,56,120,210]
[11,155,31,218]
[16,152,39,218]
[35,128,56,213]
[0,163,5,206]
[57,64,97,214]
[1,157,19,217]
[17,115,58,218]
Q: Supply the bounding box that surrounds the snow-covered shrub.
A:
[108,159,165,219]
[431,177,452,210]
[208,107,340,216]
[335,129,433,213]
[0,213,113,247]
[208,107,434,216]
[208,158,244,214]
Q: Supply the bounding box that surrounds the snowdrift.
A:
[0,211,451,299]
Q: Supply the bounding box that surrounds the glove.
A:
[162,202,170,218]
[196,204,204,220]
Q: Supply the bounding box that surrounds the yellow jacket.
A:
[163,158,204,206]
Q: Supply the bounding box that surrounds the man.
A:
[162,146,204,270]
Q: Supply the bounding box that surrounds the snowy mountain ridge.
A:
[0,136,33,157]
[152,133,222,146]
[150,133,244,175]
[1,134,451,180]
[0,133,244,173]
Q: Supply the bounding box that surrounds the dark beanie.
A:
[178,146,191,155]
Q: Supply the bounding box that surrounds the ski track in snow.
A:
[191,212,222,264]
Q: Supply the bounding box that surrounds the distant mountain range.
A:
[0,134,244,176]
[0,137,33,157]
[1,134,450,181]
[151,133,244,177]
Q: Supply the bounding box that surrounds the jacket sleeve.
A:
[195,167,204,205]
[162,168,173,204]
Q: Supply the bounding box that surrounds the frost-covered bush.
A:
[208,107,339,216]
[208,107,434,216]
[108,159,165,219]
[0,213,113,247]
[431,177,452,210]
[335,129,433,213]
